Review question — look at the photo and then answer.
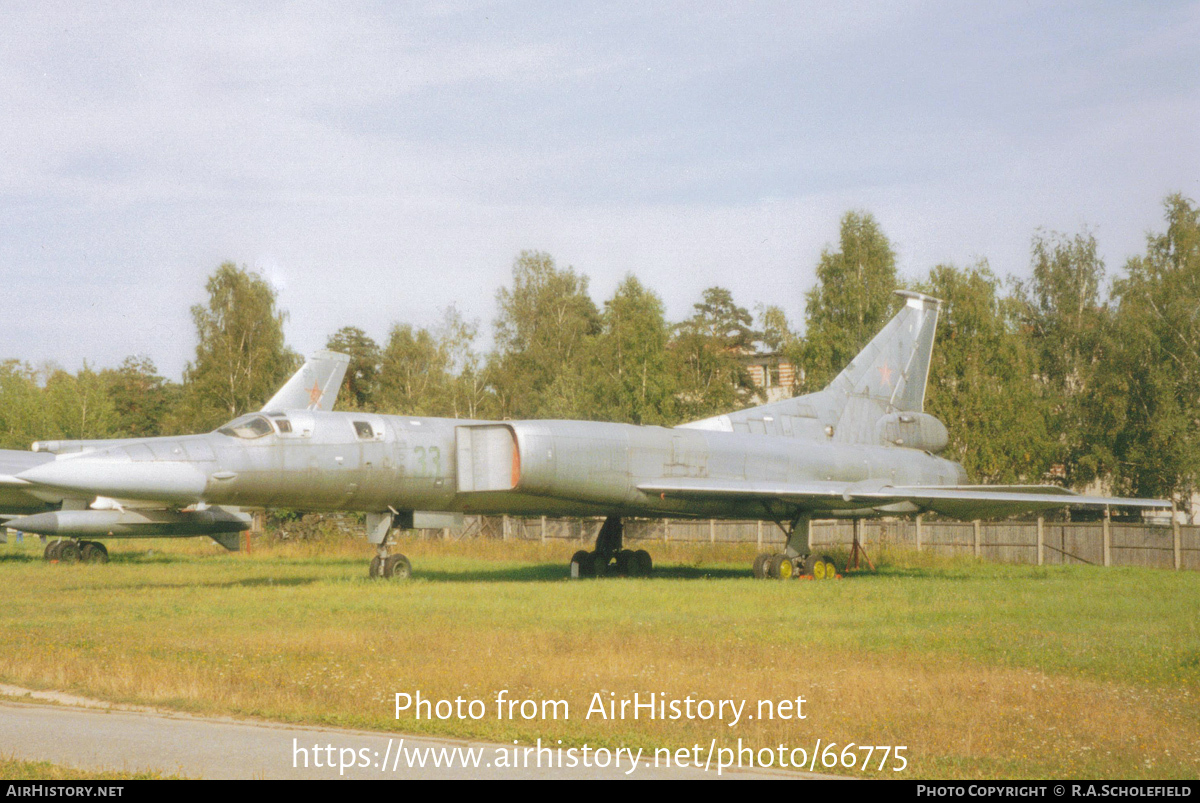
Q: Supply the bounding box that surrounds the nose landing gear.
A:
[365,511,411,580]
[369,551,412,579]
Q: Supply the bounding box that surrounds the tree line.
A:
[1,195,1196,510]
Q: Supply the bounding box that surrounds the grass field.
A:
[0,756,171,781]
[0,534,1197,779]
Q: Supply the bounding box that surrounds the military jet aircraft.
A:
[0,351,350,563]
[3,291,1171,577]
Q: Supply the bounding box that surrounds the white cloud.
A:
[0,2,1194,380]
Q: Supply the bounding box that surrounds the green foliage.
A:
[586,275,677,424]
[2,358,177,446]
[181,263,299,430]
[43,363,118,441]
[920,263,1051,483]
[360,307,493,419]
[438,305,495,419]
[490,251,601,418]
[1100,195,1200,504]
[326,326,381,411]
[0,361,51,449]
[376,323,452,416]
[102,356,180,437]
[670,287,760,420]
[1012,229,1108,486]
[800,211,902,391]
[755,303,795,353]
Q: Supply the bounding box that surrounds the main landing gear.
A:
[570,517,653,578]
[43,539,108,564]
[752,552,840,580]
[751,515,840,581]
[752,551,796,580]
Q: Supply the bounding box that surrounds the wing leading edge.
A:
[638,478,1174,520]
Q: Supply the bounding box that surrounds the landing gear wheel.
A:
[570,550,594,578]
[56,541,81,564]
[752,553,771,579]
[383,554,411,580]
[766,554,793,580]
[633,549,652,577]
[80,542,108,564]
[591,551,610,578]
[614,549,633,575]
[369,556,384,579]
[804,553,836,579]
[43,541,59,561]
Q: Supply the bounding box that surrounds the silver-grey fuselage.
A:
[12,293,1169,552]
[50,411,967,521]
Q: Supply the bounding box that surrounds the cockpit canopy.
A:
[216,414,275,439]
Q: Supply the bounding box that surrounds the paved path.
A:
[0,686,824,780]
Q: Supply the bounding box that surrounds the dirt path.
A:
[0,686,825,780]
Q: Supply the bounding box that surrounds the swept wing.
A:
[639,478,1173,520]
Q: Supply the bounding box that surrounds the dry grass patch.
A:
[0,756,172,780]
[0,535,1196,779]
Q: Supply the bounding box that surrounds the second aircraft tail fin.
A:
[261,351,351,412]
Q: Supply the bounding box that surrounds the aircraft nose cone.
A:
[18,456,208,504]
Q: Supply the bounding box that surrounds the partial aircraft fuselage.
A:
[8,291,1170,578]
[22,411,969,523]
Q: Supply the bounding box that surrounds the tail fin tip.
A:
[895,289,942,310]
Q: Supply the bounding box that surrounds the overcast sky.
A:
[2,1,1197,380]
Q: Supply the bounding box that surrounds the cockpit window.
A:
[217,415,275,439]
[353,421,374,440]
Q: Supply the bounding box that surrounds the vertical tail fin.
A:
[826,290,940,414]
[821,290,940,444]
[677,290,941,440]
[260,351,351,412]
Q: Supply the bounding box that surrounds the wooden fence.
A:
[419,515,1199,572]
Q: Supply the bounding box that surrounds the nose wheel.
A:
[369,548,411,580]
[366,512,411,580]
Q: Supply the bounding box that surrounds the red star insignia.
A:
[877,363,893,387]
[308,381,323,407]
